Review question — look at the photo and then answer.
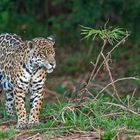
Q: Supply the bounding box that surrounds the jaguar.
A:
[0,33,56,129]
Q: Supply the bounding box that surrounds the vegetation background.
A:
[0,0,140,76]
[0,0,140,139]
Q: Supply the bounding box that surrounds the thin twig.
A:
[61,106,76,123]
[130,88,137,103]
[92,35,129,81]
[107,34,129,57]
[9,131,27,140]
[112,132,121,140]
[26,133,40,140]
[0,120,16,126]
[103,102,140,116]
[93,84,115,96]
[86,40,107,88]
[101,52,124,104]
[124,129,140,134]
[101,112,124,117]
[94,77,139,100]
[15,126,76,133]
[101,52,116,93]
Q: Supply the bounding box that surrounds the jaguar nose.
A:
[49,61,56,68]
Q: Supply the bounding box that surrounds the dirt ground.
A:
[11,132,100,140]
[10,132,140,140]
[0,122,138,140]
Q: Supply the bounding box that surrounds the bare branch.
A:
[94,77,139,100]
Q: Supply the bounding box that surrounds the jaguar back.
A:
[0,33,24,73]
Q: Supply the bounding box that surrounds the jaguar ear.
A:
[26,41,36,56]
[27,41,36,50]
[47,35,55,45]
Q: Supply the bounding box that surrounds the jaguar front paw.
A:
[16,121,27,129]
[28,119,39,128]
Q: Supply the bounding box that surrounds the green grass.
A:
[0,95,139,139]
[0,127,15,139]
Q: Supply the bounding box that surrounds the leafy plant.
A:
[81,25,130,44]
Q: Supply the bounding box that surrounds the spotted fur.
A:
[0,33,56,128]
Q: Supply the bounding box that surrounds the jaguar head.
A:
[29,35,56,73]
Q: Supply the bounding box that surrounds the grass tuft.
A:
[0,96,139,139]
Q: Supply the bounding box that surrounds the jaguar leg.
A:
[0,88,3,103]
[28,69,46,126]
[14,87,27,129]
[5,90,14,116]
